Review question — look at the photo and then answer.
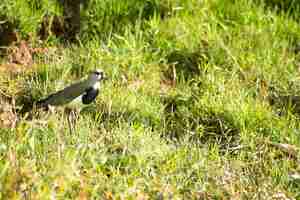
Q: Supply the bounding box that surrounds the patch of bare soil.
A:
[0,40,48,75]
[0,95,17,129]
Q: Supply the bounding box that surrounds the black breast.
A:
[82,87,99,104]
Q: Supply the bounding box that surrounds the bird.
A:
[36,69,107,133]
[36,69,107,109]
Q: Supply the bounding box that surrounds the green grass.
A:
[1,0,300,199]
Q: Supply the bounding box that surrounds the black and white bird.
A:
[37,69,106,109]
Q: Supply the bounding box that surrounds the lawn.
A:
[1,0,300,199]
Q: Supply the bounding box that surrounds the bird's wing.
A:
[82,87,99,104]
[37,81,88,107]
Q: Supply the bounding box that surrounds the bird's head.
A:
[88,69,107,82]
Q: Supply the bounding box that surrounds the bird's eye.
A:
[94,71,101,76]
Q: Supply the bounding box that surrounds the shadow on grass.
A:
[0,15,19,52]
[269,94,300,116]
[254,0,300,18]
[15,88,38,116]
[161,94,240,151]
[262,82,300,116]
[38,15,65,40]
[36,0,172,41]
[163,47,209,82]
[79,0,172,40]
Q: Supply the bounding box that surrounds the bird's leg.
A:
[71,109,79,127]
[47,105,56,114]
[67,112,74,135]
[66,108,74,134]
[66,108,78,135]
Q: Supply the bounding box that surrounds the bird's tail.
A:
[18,93,54,114]
[35,98,49,109]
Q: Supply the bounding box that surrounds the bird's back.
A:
[37,80,89,107]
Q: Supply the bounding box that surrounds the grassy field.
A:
[1,0,300,199]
